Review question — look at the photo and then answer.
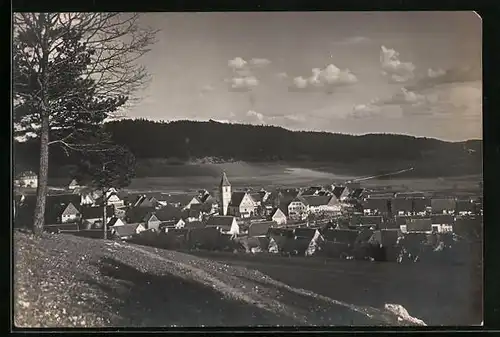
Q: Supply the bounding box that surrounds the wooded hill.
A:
[14,119,483,178]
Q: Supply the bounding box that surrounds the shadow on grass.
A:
[81,256,298,327]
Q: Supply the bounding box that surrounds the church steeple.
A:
[219,171,232,215]
[220,171,231,187]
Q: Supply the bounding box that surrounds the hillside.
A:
[14,119,482,178]
[13,231,427,328]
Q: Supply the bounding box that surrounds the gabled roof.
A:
[320,229,359,244]
[125,206,155,223]
[300,195,332,207]
[81,205,115,220]
[431,214,454,225]
[431,198,457,212]
[456,200,475,212]
[17,171,37,178]
[270,207,286,219]
[112,223,142,238]
[360,215,383,226]
[61,203,80,217]
[68,179,80,187]
[293,228,318,240]
[228,192,248,207]
[107,217,123,227]
[332,186,347,199]
[412,198,431,212]
[250,192,265,203]
[267,227,294,238]
[362,198,390,212]
[392,198,413,212]
[248,221,272,237]
[220,171,231,187]
[348,188,364,199]
[407,218,432,232]
[155,205,183,221]
[206,215,236,229]
[370,229,400,247]
[184,221,205,229]
[395,216,409,227]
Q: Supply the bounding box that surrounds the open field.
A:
[185,250,483,326]
[14,231,437,328]
[124,162,482,195]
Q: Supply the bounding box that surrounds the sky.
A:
[127,11,482,141]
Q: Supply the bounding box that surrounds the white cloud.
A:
[246,110,266,124]
[380,45,416,83]
[277,72,288,79]
[427,68,446,78]
[228,57,247,69]
[293,76,309,89]
[227,76,259,91]
[290,64,358,91]
[249,58,271,67]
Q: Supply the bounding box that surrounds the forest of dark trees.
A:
[14,119,483,178]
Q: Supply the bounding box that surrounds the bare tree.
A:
[13,13,157,235]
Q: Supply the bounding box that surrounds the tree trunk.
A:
[32,114,50,236]
[103,188,108,240]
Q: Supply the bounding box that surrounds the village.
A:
[14,170,483,263]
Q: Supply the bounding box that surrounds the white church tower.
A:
[219,171,232,216]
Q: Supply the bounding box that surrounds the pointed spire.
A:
[220,171,231,187]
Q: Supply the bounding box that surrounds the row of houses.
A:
[362,196,481,217]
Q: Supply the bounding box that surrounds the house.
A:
[187,227,223,250]
[185,191,213,210]
[268,232,312,256]
[183,220,205,230]
[360,215,383,229]
[68,179,81,190]
[269,207,287,225]
[362,198,391,215]
[227,192,257,218]
[182,208,203,222]
[159,219,186,232]
[348,188,365,200]
[206,215,239,235]
[367,229,401,262]
[431,198,457,215]
[286,197,309,221]
[142,212,162,231]
[391,198,413,216]
[248,221,272,237]
[412,198,431,216]
[125,206,156,224]
[155,205,184,222]
[79,191,95,206]
[108,217,126,227]
[133,195,156,208]
[81,205,115,226]
[110,223,145,240]
[58,202,81,224]
[300,195,341,214]
[456,200,475,216]
[317,228,359,258]
[431,214,454,233]
[293,228,323,256]
[15,171,38,188]
[332,186,350,201]
[105,192,124,207]
[404,218,432,234]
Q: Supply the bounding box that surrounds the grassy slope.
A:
[13,231,427,328]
